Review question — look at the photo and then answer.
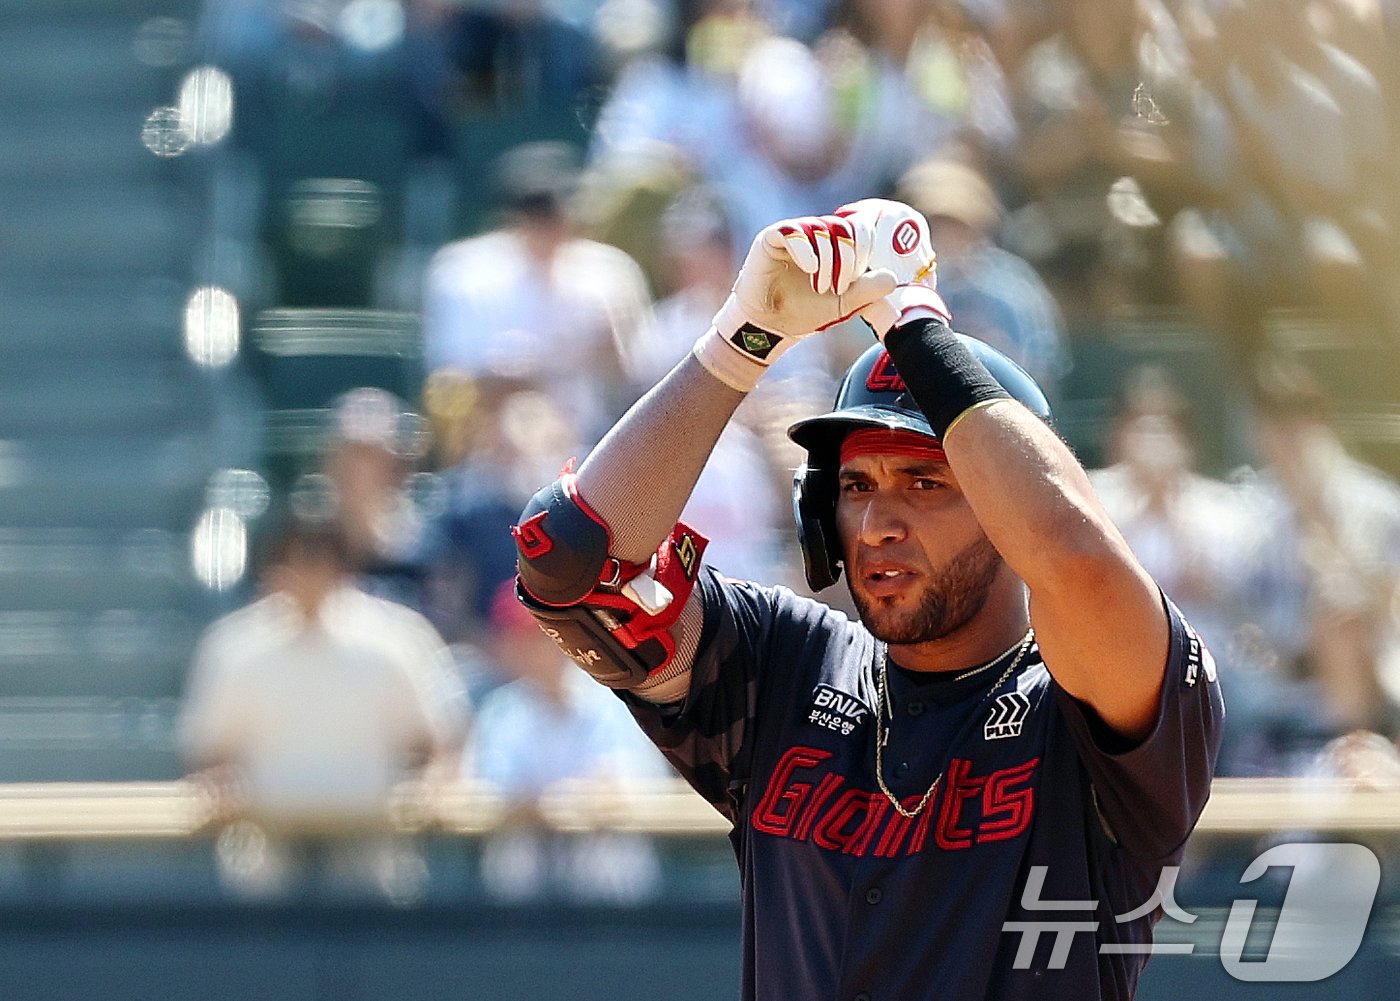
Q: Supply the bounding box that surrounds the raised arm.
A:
[880,317,1168,740]
[751,198,1167,739]
[513,216,896,703]
[825,200,1214,860]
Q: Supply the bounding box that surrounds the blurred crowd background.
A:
[4,0,1400,914]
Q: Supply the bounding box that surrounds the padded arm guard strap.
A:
[513,474,708,689]
[513,473,622,607]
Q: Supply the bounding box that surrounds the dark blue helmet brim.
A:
[787,404,936,456]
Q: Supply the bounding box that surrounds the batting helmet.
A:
[787,338,1052,591]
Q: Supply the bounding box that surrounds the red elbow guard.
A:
[594,521,708,667]
[515,476,709,687]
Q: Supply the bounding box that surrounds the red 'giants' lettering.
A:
[935,757,985,850]
[980,758,1038,842]
[752,746,832,837]
[813,790,888,856]
[752,746,1040,856]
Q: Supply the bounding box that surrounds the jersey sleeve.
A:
[1052,596,1225,861]
[619,568,786,826]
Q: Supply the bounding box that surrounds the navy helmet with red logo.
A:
[787,338,1052,591]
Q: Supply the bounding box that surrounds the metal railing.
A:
[0,777,1396,841]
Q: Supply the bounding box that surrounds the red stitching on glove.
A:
[823,215,851,293]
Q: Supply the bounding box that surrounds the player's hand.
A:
[834,198,938,287]
[694,215,896,391]
[832,198,952,340]
[722,214,898,336]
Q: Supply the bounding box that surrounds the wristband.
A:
[692,299,791,392]
[860,284,951,341]
[883,319,1011,438]
[942,398,1006,441]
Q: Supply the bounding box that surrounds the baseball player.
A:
[512,200,1224,1000]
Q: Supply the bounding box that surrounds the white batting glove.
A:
[833,198,952,340]
[693,214,897,392]
[860,284,953,341]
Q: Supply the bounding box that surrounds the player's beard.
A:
[848,535,1003,645]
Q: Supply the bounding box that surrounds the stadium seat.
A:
[0,0,255,781]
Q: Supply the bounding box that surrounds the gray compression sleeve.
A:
[576,353,746,563]
[573,353,747,703]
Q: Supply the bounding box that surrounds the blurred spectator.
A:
[1088,367,1267,771]
[422,141,652,443]
[424,385,583,649]
[595,22,941,258]
[704,33,931,253]
[624,187,738,385]
[679,422,790,584]
[1310,728,1400,789]
[897,155,1068,393]
[1242,359,1400,743]
[178,514,467,901]
[588,4,929,284]
[306,387,437,612]
[1170,0,1387,363]
[1003,0,1191,330]
[843,0,1019,159]
[469,582,669,904]
[589,0,769,170]
[441,0,604,117]
[1091,367,1254,648]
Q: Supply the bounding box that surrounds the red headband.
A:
[839,428,946,465]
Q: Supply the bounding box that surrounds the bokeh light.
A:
[205,469,270,520]
[140,106,190,158]
[338,0,405,52]
[183,286,240,368]
[177,65,233,147]
[190,508,247,592]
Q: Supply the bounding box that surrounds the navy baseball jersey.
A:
[624,569,1224,1001]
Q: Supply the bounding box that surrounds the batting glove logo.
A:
[892,219,921,256]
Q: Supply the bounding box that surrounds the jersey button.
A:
[865,887,882,905]
[894,761,910,778]
[907,700,925,717]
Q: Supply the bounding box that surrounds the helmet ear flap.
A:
[792,461,842,592]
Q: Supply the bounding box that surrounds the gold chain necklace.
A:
[874,629,1034,820]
